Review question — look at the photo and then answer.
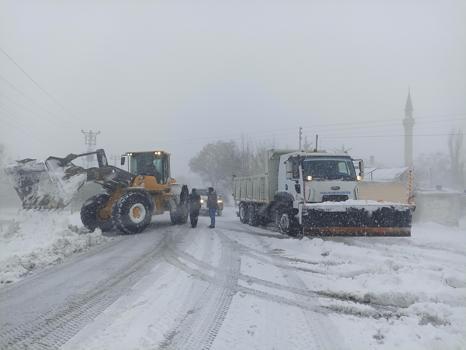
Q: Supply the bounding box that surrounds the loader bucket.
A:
[4,158,87,209]
[302,201,414,236]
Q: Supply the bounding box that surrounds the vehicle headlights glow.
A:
[357,175,363,181]
[306,175,313,181]
[217,200,223,203]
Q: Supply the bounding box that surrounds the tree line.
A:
[188,139,275,195]
[189,130,465,194]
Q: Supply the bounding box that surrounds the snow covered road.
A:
[0,209,465,350]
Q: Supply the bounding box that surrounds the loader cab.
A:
[121,151,170,184]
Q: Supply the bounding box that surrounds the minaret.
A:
[403,90,414,167]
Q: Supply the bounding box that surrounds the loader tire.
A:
[113,191,153,234]
[80,193,113,232]
[170,185,189,225]
[170,204,188,224]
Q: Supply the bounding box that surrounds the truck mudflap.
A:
[302,200,414,236]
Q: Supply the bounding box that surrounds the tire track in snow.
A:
[233,228,344,350]
[0,229,181,350]
[163,235,400,319]
[164,246,396,321]
[159,229,241,350]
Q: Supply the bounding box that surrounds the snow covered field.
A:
[0,207,464,349]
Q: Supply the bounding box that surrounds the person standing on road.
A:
[207,187,218,228]
[188,188,201,228]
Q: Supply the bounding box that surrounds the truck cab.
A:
[278,152,363,204]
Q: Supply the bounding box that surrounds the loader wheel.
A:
[113,191,153,234]
[178,204,189,224]
[170,186,189,225]
[80,193,113,232]
[170,204,188,224]
[239,203,248,224]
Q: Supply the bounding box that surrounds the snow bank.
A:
[0,209,110,287]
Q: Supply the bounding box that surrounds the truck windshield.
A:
[302,158,356,180]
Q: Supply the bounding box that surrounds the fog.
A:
[0,0,465,178]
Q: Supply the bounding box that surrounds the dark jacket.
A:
[207,191,218,209]
[189,192,201,213]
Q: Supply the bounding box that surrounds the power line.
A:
[319,132,463,140]
[0,94,63,131]
[0,74,77,130]
[0,46,80,121]
[0,106,45,145]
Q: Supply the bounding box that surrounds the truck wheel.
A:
[278,212,301,237]
[239,203,248,224]
[278,213,290,234]
[248,205,259,226]
[113,191,153,234]
[80,193,113,232]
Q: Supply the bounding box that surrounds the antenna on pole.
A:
[299,126,303,151]
[81,129,101,167]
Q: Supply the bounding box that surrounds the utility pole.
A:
[298,126,303,151]
[81,129,100,167]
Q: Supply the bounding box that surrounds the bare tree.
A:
[189,140,240,191]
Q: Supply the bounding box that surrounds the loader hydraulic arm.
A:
[48,149,109,168]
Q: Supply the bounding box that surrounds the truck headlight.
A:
[217,200,223,203]
[306,175,313,181]
[357,175,363,181]
[200,199,204,204]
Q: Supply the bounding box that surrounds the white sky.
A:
[0,0,465,176]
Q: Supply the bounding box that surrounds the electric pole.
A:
[81,129,100,167]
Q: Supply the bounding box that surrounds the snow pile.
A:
[0,209,110,287]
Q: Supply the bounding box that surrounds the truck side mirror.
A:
[120,156,125,166]
[358,159,364,179]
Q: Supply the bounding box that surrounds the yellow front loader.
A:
[81,150,189,234]
[5,149,189,234]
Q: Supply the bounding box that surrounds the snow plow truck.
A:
[4,149,189,234]
[233,149,414,237]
